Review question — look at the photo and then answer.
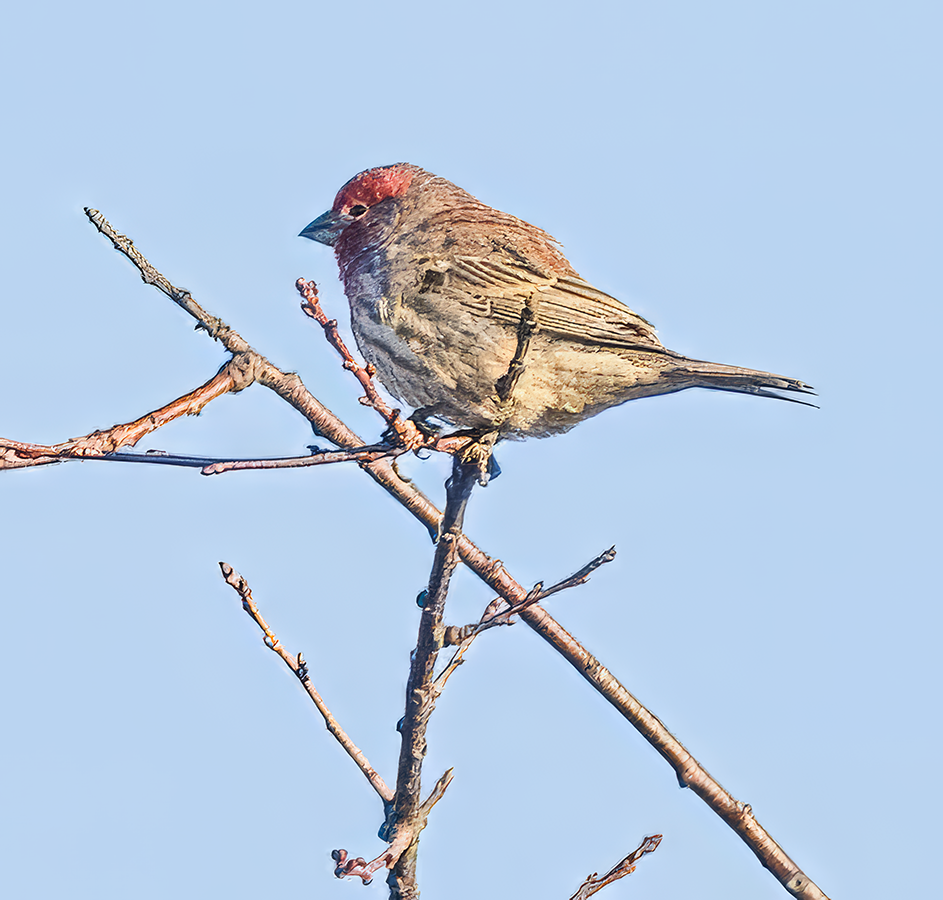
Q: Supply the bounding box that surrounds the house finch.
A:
[300,163,812,439]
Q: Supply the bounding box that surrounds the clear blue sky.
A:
[2,2,939,898]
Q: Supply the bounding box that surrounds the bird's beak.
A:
[299,209,346,247]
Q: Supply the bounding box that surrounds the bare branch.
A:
[85,208,252,352]
[43,443,410,473]
[440,545,617,657]
[1,366,237,470]
[537,545,618,601]
[297,278,430,451]
[218,562,393,805]
[516,600,829,899]
[436,546,617,705]
[3,438,410,476]
[201,443,409,474]
[569,834,663,900]
[4,209,830,900]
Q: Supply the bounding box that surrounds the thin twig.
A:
[8,444,411,473]
[218,562,393,804]
[569,834,663,900]
[442,546,617,652]
[201,443,409,474]
[536,545,618,601]
[433,582,543,697]
[297,278,434,452]
[86,208,248,348]
[435,546,617,693]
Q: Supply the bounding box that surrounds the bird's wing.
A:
[438,254,667,352]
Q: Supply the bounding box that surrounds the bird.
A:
[300,163,813,440]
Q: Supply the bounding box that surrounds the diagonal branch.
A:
[86,207,251,352]
[296,278,435,453]
[444,545,619,647]
[513,599,827,899]
[436,546,618,698]
[218,562,392,804]
[569,834,663,900]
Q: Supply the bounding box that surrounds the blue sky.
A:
[2,2,939,897]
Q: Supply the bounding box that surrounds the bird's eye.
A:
[348,205,368,217]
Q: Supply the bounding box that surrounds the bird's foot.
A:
[458,430,500,486]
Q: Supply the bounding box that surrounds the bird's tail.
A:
[672,356,817,407]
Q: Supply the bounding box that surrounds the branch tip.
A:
[569,834,663,900]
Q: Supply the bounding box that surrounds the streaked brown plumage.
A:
[300,163,813,438]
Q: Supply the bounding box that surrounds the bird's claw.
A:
[458,431,500,486]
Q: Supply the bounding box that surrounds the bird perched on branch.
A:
[300,163,813,440]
